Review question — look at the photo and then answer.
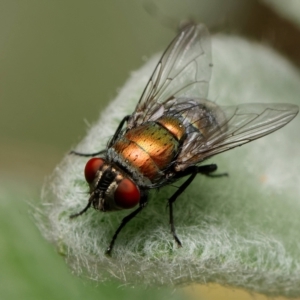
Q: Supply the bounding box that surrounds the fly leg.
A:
[106,194,148,256]
[70,149,106,157]
[174,164,228,178]
[168,164,227,247]
[69,192,97,218]
[196,164,228,178]
[168,169,198,247]
[70,115,130,157]
[107,115,130,147]
[105,207,143,256]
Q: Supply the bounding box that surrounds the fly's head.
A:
[84,158,141,212]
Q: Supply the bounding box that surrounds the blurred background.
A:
[1,0,300,299]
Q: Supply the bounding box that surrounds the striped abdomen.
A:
[112,116,185,182]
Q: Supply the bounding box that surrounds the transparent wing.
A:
[175,102,299,170]
[127,23,212,129]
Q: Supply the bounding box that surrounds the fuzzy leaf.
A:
[36,34,300,297]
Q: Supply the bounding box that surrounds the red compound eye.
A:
[114,178,140,209]
[84,158,105,183]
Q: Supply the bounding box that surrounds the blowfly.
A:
[70,23,298,255]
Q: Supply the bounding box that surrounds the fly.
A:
[70,23,299,255]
